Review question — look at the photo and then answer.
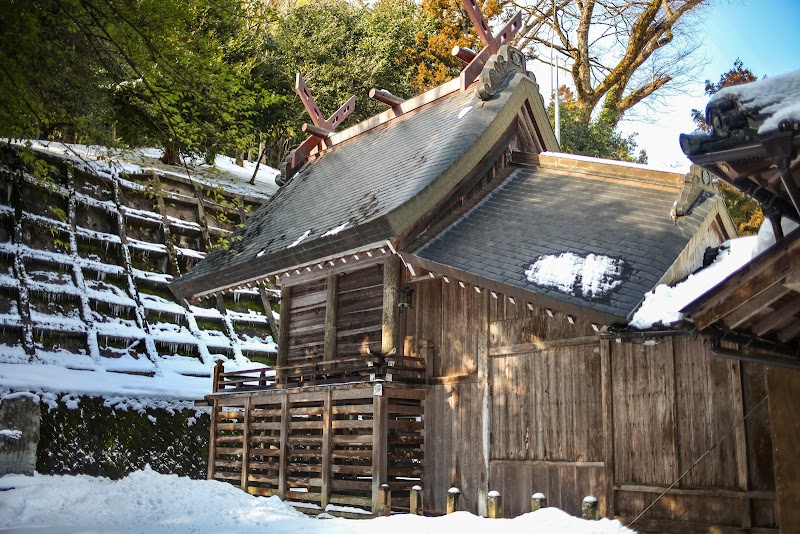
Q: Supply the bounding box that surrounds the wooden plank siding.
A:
[283,262,385,364]
[423,382,485,514]
[208,384,425,513]
[399,281,776,530]
[338,263,384,356]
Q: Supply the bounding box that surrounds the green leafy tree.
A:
[548,86,647,163]
[690,58,762,235]
[0,0,271,164]
[265,0,444,151]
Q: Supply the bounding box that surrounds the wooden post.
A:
[581,496,599,520]
[277,286,291,368]
[207,399,218,480]
[476,291,490,517]
[410,485,423,515]
[323,273,338,361]
[730,359,751,529]
[212,359,224,392]
[600,338,615,517]
[487,490,502,518]
[446,487,461,514]
[378,483,391,516]
[321,390,332,508]
[371,390,388,514]
[766,366,800,532]
[240,397,251,491]
[257,285,280,340]
[382,256,401,355]
[422,343,434,381]
[278,393,289,499]
[531,492,547,511]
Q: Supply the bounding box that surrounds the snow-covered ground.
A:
[0,468,634,534]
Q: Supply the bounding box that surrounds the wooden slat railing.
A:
[214,354,426,393]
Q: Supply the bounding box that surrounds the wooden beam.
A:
[302,122,333,139]
[751,295,800,337]
[295,73,330,128]
[724,283,788,329]
[489,335,599,356]
[452,46,478,63]
[476,291,490,517]
[688,229,800,330]
[461,0,497,52]
[257,285,280,340]
[207,399,218,480]
[278,394,289,499]
[777,319,800,343]
[382,255,401,355]
[323,273,338,361]
[369,88,404,108]
[277,287,291,367]
[730,360,751,529]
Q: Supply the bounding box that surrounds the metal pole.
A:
[553,1,560,145]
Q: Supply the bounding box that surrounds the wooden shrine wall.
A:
[402,279,776,531]
[283,262,384,364]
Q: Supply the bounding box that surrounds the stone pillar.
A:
[0,395,41,476]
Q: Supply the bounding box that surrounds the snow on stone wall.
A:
[0,145,278,403]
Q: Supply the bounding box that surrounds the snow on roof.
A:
[629,236,758,329]
[525,253,623,299]
[0,467,635,533]
[711,69,800,134]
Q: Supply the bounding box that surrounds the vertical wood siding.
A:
[336,264,384,356]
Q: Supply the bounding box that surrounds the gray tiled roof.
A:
[412,167,712,320]
[172,74,536,298]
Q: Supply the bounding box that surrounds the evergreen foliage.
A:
[547,87,647,163]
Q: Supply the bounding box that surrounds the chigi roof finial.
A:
[455,1,524,92]
[278,73,355,186]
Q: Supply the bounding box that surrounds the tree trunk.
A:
[161,141,180,166]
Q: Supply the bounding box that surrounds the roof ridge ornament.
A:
[671,164,717,219]
[277,73,356,186]
[455,0,524,91]
[475,44,527,101]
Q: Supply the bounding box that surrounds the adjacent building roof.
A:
[171,72,556,299]
[409,154,716,323]
[677,69,800,365]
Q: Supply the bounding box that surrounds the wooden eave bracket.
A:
[457,6,523,91]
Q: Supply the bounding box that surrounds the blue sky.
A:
[618,0,800,170]
[534,0,800,170]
